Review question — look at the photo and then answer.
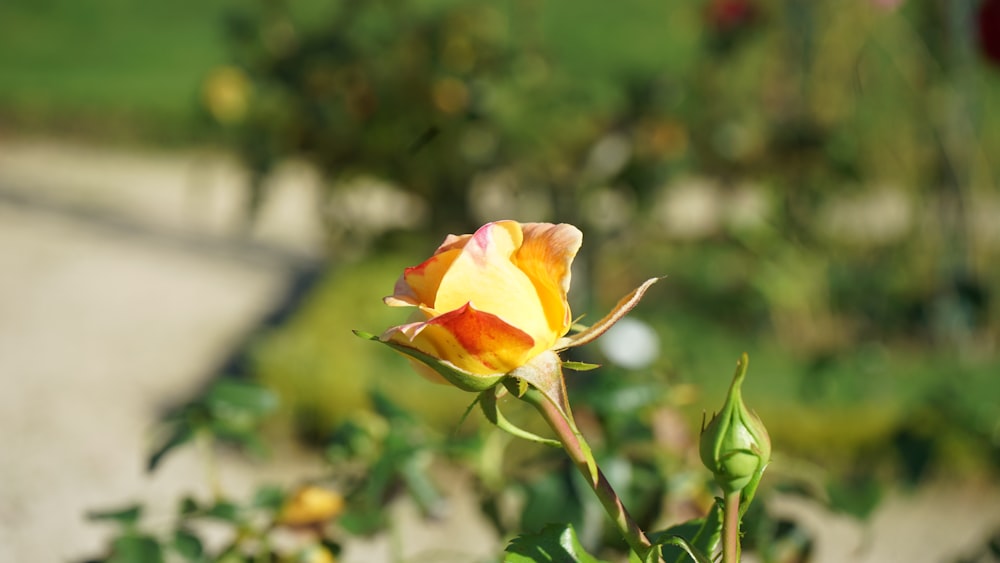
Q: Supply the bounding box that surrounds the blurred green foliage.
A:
[8,0,998,557]
[0,0,231,142]
[185,0,1000,480]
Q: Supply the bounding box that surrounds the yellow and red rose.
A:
[379,220,582,389]
[365,220,660,393]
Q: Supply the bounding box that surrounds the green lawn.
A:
[0,0,704,143]
[0,0,230,140]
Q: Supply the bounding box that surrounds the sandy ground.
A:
[0,138,998,563]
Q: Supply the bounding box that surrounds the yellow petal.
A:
[384,247,462,307]
[434,221,554,350]
[384,231,472,307]
[513,223,583,337]
[383,302,536,375]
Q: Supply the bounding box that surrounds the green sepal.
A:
[504,522,611,563]
[480,386,561,447]
[509,352,600,484]
[563,361,601,371]
[654,536,712,563]
[353,330,504,392]
[555,277,662,350]
[509,351,571,416]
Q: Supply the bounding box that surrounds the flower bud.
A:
[699,353,771,495]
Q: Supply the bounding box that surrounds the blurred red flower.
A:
[980,0,1000,65]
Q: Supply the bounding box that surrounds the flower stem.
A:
[521,388,659,562]
[722,491,742,563]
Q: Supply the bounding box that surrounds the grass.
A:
[0,0,230,141]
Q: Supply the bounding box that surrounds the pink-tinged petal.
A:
[382,302,537,375]
[513,223,583,336]
[435,233,472,254]
[434,221,554,350]
[384,247,463,307]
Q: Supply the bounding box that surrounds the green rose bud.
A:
[700,353,771,495]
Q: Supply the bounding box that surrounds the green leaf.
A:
[650,501,723,563]
[172,528,204,561]
[178,496,200,517]
[87,504,143,526]
[109,534,164,563]
[206,380,279,419]
[209,424,270,457]
[203,500,240,523]
[505,523,610,563]
[519,473,582,534]
[337,507,386,536]
[252,485,286,511]
[147,423,195,473]
[562,361,601,372]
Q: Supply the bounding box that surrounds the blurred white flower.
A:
[598,317,660,369]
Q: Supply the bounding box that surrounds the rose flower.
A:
[379,220,582,389]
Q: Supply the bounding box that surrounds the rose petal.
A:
[384,247,462,307]
[514,223,583,336]
[382,302,537,375]
[433,221,554,351]
[358,329,503,391]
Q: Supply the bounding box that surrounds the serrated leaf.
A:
[505,523,610,563]
[562,361,601,372]
[87,504,143,526]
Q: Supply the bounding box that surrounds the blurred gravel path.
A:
[0,139,329,561]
